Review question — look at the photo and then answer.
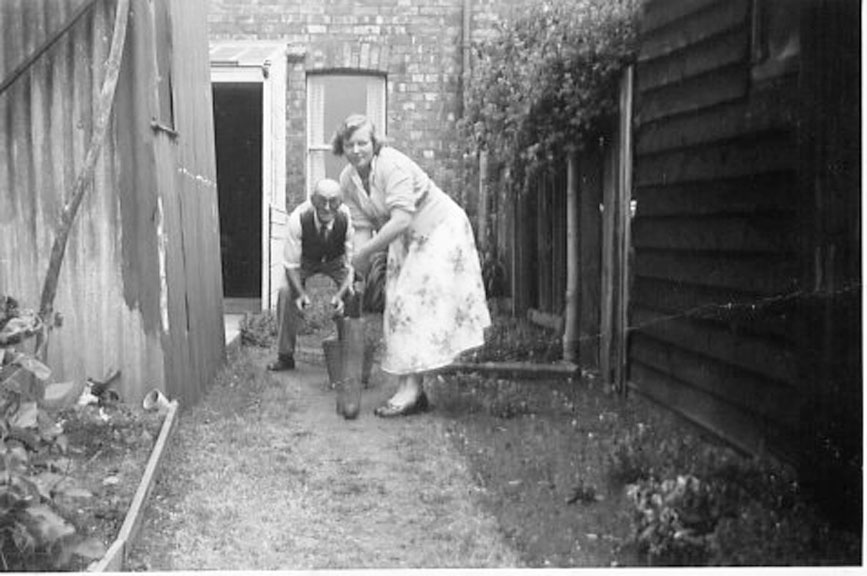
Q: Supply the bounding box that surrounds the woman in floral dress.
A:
[332,114,491,417]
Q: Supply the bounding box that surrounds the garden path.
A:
[126,348,520,570]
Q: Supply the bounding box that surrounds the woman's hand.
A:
[351,245,371,279]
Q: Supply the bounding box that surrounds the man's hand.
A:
[351,251,370,279]
[330,294,345,316]
[295,292,311,311]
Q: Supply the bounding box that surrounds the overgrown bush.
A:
[0,296,104,570]
[609,419,861,566]
[463,315,561,363]
[239,310,277,348]
[461,0,640,188]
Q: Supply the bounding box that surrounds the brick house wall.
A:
[207,0,523,211]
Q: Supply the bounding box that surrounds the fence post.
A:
[477,150,489,253]
[563,153,579,363]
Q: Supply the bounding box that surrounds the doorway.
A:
[213,82,263,307]
[210,41,288,312]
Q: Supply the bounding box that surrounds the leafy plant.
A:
[239,310,277,348]
[463,315,561,363]
[461,0,640,189]
[0,296,104,570]
[618,424,861,566]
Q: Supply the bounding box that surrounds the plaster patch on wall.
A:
[178,166,217,188]
[155,196,170,334]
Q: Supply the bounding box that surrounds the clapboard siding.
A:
[636,133,795,186]
[633,172,797,217]
[636,84,797,155]
[632,214,798,253]
[629,362,797,457]
[639,0,748,62]
[638,27,748,92]
[638,0,723,36]
[630,0,803,459]
[631,333,798,427]
[631,306,796,384]
[633,251,797,295]
[637,64,748,124]
[631,276,795,342]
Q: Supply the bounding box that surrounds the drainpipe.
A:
[460,0,473,210]
[461,0,472,118]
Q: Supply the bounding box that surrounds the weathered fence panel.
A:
[0,0,223,407]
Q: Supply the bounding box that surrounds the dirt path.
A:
[127,348,520,570]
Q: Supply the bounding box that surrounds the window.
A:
[751,0,802,82]
[306,73,386,193]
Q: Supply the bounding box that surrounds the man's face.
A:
[311,182,342,224]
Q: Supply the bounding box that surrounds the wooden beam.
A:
[438,360,580,380]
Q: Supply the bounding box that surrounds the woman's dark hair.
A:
[331,114,387,156]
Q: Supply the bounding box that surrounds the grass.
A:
[428,371,647,567]
[127,346,520,570]
[429,317,862,567]
[233,286,862,568]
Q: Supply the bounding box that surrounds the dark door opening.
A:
[213,82,263,302]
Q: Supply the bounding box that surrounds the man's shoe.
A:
[267,355,295,371]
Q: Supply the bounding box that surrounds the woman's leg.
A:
[388,373,424,406]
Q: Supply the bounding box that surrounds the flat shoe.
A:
[267,356,295,371]
[374,391,429,418]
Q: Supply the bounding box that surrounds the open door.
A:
[210,41,287,312]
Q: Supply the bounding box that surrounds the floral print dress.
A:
[339,146,491,375]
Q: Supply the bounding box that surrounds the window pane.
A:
[307,74,386,188]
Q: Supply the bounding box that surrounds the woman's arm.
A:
[352,208,412,272]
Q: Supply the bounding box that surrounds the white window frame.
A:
[305,73,387,196]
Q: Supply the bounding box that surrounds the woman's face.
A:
[343,126,375,172]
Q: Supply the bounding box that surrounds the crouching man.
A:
[267,178,354,371]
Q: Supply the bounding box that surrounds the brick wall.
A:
[207,0,523,210]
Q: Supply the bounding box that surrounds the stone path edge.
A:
[91,399,180,572]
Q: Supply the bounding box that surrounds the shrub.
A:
[0,296,104,570]
[239,310,277,348]
[614,422,861,566]
[464,315,561,363]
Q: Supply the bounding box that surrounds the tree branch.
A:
[36,0,131,354]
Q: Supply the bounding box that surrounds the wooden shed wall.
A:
[0,0,168,403]
[630,0,801,456]
[0,0,223,407]
[154,0,225,406]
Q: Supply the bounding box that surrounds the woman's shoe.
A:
[374,391,430,418]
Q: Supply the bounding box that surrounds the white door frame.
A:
[210,42,287,311]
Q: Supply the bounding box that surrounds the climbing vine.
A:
[461,0,641,188]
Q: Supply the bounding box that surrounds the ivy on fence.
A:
[460,0,640,190]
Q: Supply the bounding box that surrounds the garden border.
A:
[90,399,180,572]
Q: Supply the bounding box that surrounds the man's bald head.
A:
[311,178,343,224]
